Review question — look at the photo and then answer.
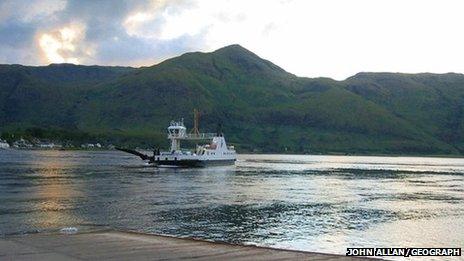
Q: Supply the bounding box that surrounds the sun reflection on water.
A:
[29,150,84,231]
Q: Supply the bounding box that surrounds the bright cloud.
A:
[122,0,176,38]
[38,23,94,64]
[124,12,157,37]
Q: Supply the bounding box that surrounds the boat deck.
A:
[0,229,372,260]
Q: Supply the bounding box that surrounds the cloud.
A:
[37,22,95,64]
[0,0,208,66]
[0,0,66,24]
[122,0,173,38]
[1,0,464,79]
[0,0,301,67]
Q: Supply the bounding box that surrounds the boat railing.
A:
[168,133,216,140]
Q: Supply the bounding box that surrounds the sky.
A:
[1,0,464,80]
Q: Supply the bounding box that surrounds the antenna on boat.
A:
[190,109,200,135]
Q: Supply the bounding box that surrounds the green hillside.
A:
[1,45,463,155]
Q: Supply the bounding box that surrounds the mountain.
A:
[1,45,463,155]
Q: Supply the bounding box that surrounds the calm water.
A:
[1,150,463,258]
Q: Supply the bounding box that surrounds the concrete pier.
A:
[0,230,371,260]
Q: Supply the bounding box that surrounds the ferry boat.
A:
[117,111,237,167]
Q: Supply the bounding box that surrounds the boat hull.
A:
[152,159,236,167]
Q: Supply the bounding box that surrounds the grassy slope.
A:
[345,72,464,152]
[0,46,463,155]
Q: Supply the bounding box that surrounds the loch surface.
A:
[0,150,463,257]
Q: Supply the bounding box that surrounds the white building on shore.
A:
[0,139,10,149]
